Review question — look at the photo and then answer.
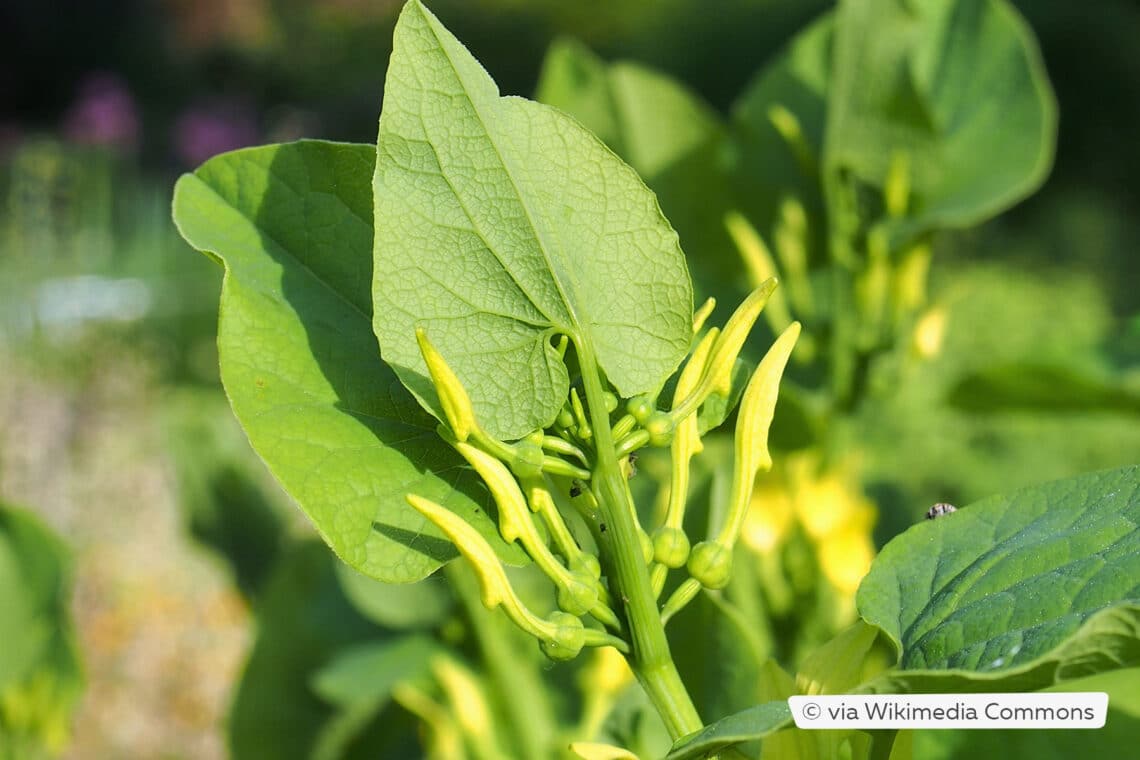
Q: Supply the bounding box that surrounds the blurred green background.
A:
[1,0,1138,757]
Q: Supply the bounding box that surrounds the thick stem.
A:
[576,341,703,739]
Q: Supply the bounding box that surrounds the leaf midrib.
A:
[419,9,586,345]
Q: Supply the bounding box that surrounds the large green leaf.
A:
[536,40,743,321]
[0,503,83,754]
[857,466,1140,693]
[730,12,832,273]
[825,0,1057,241]
[335,561,454,629]
[172,140,526,583]
[913,668,1140,760]
[665,701,793,760]
[373,0,693,440]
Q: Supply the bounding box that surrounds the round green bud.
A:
[541,611,585,661]
[688,541,733,589]
[509,440,545,479]
[557,408,575,429]
[570,553,602,580]
[652,527,691,568]
[627,395,655,424]
[557,571,599,616]
[602,392,619,413]
[644,412,675,447]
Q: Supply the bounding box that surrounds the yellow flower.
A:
[912,306,948,359]
[741,481,795,554]
[817,526,876,595]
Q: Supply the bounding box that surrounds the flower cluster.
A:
[405,281,800,661]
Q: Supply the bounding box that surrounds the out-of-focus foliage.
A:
[0,504,83,758]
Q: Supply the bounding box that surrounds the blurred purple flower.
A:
[62,73,140,153]
[173,100,260,167]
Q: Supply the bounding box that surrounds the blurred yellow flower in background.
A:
[742,451,877,606]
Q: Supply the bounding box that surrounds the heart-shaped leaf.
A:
[536,40,745,322]
[857,465,1140,693]
[173,140,526,583]
[826,0,1057,241]
[373,0,693,440]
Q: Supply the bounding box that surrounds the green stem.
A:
[575,339,703,740]
[447,563,554,758]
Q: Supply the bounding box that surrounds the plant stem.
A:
[447,563,554,758]
[576,339,704,740]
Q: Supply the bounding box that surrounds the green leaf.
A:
[373,1,693,440]
[913,668,1140,760]
[173,140,527,583]
[311,635,440,707]
[0,503,83,754]
[825,0,1057,240]
[731,12,832,270]
[947,363,1140,415]
[335,561,454,629]
[536,39,723,185]
[665,701,793,760]
[857,466,1140,693]
[797,620,894,695]
[536,39,742,318]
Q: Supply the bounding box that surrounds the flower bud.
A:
[509,440,545,480]
[557,570,600,616]
[688,540,733,589]
[541,612,586,661]
[652,526,691,568]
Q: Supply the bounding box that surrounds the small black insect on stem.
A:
[926,502,957,520]
[569,479,584,498]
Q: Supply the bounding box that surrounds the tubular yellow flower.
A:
[569,742,640,760]
[581,644,634,696]
[416,327,478,442]
[453,443,611,622]
[391,683,465,760]
[718,322,801,547]
[912,305,948,359]
[793,470,875,540]
[767,103,817,175]
[575,647,636,744]
[892,241,932,322]
[818,527,876,596]
[405,493,548,634]
[774,197,813,317]
[884,150,911,218]
[692,297,716,334]
[724,211,794,334]
[432,656,496,749]
[672,280,777,422]
[454,441,532,545]
[658,328,717,549]
[740,480,795,555]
